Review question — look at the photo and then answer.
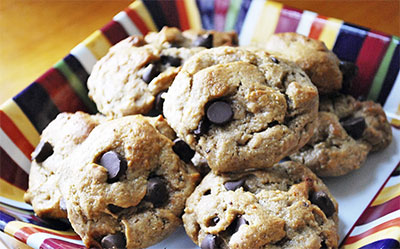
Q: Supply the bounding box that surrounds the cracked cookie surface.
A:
[58,115,199,249]
[183,161,339,249]
[163,46,319,173]
[290,93,392,176]
[87,27,238,117]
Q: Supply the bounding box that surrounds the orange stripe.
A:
[14,226,80,243]
[124,7,150,35]
[345,217,400,244]
[176,0,190,30]
[309,15,327,39]
[0,110,34,159]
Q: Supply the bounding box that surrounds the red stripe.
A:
[14,226,81,244]
[274,6,302,33]
[0,111,34,159]
[0,147,28,190]
[35,68,89,113]
[345,217,400,244]
[308,15,327,39]
[124,7,150,35]
[214,0,230,31]
[350,31,391,98]
[356,195,400,226]
[100,20,129,45]
[42,238,85,249]
[175,0,190,30]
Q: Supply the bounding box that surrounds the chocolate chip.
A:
[207,216,220,227]
[142,64,160,83]
[194,119,210,136]
[224,179,245,191]
[99,151,127,183]
[339,61,358,94]
[228,215,248,234]
[206,101,233,126]
[340,116,366,140]
[154,90,167,114]
[101,232,126,249]
[310,191,335,217]
[107,204,124,214]
[279,156,291,163]
[268,120,279,128]
[145,177,168,207]
[172,138,195,163]
[160,55,181,67]
[204,189,211,196]
[193,34,213,48]
[201,234,220,249]
[32,141,54,163]
[320,241,328,249]
[271,57,280,64]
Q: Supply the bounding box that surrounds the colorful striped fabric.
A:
[0,0,399,248]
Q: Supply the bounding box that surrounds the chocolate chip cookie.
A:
[263,32,344,95]
[183,161,339,249]
[58,115,200,248]
[163,46,319,173]
[24,111,106,218]
[88,27,238,117]
[290,93,392,176]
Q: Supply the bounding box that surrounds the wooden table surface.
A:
[1,0,399,104]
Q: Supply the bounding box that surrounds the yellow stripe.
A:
[372,183,400,206]
[0,99,39,147]
[5,221,77,237]
[250,1,283,44]
[184,0,202,30]
[318,17,343,50]
[81,30,112,60]
[129,0,158,32]
[343,226,400,249]
[0,179,25,202]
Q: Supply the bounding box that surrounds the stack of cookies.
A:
[24,27,392,249]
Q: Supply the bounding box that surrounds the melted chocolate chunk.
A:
[224,179,245,191]
[227,215,248,234]
[107,204,124,214]
[145,177,168,207]
[154,90,167,114]
[310,191,335,217]
[207,216,220,227]
[193,33,213,48]
[271,57,280,64]
[101,232,126,249]
[32,141,54,163]
[194,119,210,136]
[172,138,195,163]
[160,55,181,67]
[201,234,220,249]
[99,151,127,183]
[340,116,366,140]
[339,61,358,94]
[142,64,160,83]
[206,101,233,126]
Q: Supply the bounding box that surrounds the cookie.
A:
[263,32,343,94]
[24,111,106,218]
[163,46,319,173]
[58,115,200,248]
[290,94,392,176]
[183,161,339,249]
[87,27,238,117]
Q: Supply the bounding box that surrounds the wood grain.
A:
[0,0,399,103]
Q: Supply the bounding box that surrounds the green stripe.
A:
[54,60,97,113]
[224,0,243,31]
[368,36,399,101]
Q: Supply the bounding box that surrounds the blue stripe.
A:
[0,210,15,231]
[377,39,400,105]
[359,238,400,249]
[63,54,90,89]
[13,83,60,133]
[332,23,369,62]
[196,0,215,29]
[142,0,168,30]
[234,0,252,34]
